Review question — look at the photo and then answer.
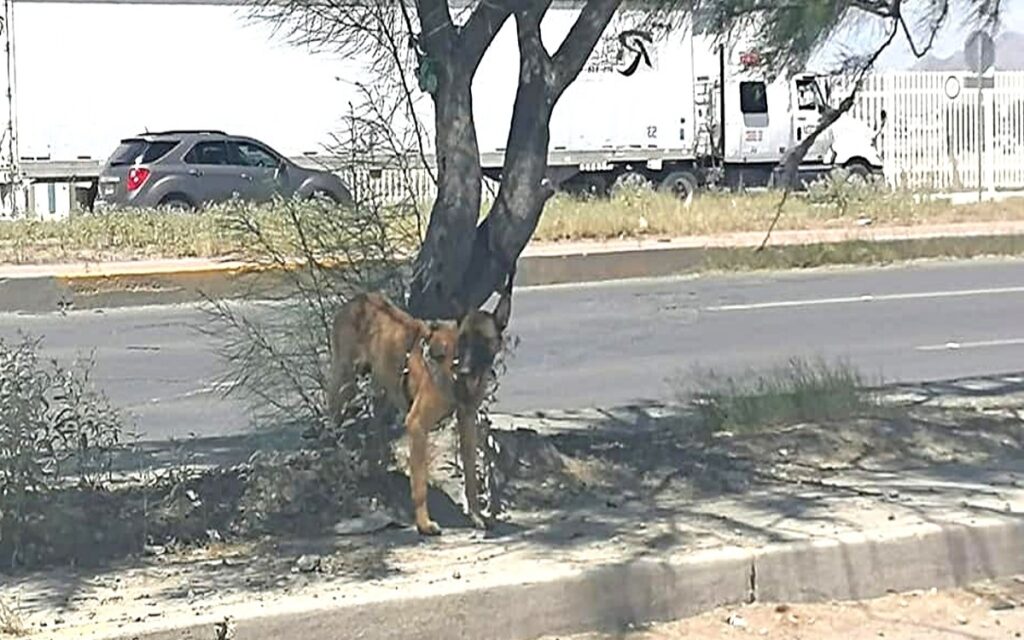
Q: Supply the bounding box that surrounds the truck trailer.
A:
[462,8,884,198]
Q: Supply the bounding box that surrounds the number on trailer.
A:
[646,126,657,138]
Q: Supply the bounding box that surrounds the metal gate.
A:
[852,71,1024,192]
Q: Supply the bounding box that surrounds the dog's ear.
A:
[492,262,516,331]
[493,289,512,332]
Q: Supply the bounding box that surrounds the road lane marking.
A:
[916,338,1024,352]
[705,286,1024,312]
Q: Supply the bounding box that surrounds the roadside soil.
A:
[1,374,1023,638]
[544,575,1024,640]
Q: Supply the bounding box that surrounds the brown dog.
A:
[327,278,512,535]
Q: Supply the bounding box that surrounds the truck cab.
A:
[718,61,883,188]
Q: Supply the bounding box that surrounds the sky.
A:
[4,0,1022,161]
[813,0,1024,72]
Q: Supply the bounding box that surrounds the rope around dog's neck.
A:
[400,323,459,405]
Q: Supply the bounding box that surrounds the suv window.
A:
[231,141,280,168]
[184,141,230,165]
[107,139,179,167]
[740,81,768,114]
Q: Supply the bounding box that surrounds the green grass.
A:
[682,358,876,434]
[700,235,1024,273]
[535,185,1024,242]
[2,184,1024,265]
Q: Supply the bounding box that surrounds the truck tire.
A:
[612,170,652,193]
[658,170,699,201]
[843,161,872,185]
[565,173,609,198]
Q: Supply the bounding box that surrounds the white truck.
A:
[464,9,885,197]
[1,1,883,216]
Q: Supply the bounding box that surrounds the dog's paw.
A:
[468,512,490,531]
[416,520,443,536]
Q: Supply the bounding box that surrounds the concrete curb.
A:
[98,516,1024,640]
[4,223,1024,313]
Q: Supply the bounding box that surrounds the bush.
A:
[682,357,876,434]
[0,335,124,568]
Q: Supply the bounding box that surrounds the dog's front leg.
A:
[457,407,488,530]
[406,401,442,536]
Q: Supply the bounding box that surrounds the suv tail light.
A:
[126,167,151,191]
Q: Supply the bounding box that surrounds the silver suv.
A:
[95,130,353,210]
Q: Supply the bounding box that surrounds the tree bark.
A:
[453,0,620,311]
[407,63,484,319]
[406,0,514,319]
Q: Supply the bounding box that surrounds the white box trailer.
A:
[463,8,884,197]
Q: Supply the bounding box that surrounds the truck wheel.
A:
[612,171,652,193]
[564,173,609,198]
[658,171,699,201]
[843,161,872,185]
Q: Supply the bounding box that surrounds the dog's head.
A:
[452,271,514,396]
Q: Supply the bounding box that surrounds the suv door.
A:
[228,140,293,203]
[182,141,250,205]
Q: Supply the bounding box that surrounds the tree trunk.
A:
[409,0,618,316]
[456,10,557,309]
[406,62,484,319]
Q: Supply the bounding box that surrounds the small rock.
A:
[775,604,790,613]
[887,490,900,499]
[143,545,166,557]
[990,600,1015,611]
[726,614,747,628]
[334,511,397,536]
[295,555,321,573]
[888,514,896,521]
[452,570,461,580]
[955,614,968,625]
[206,529,222,543]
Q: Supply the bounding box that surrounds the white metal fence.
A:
[852,71,1024,192]
[350,70,1024,205]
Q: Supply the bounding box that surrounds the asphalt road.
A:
[3,258,1024,441]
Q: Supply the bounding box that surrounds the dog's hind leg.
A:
[405,398,444,536]
[327,309,360,425]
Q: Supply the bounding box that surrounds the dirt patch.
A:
[5,393,1022,573]
[2,380,1023,638]
[549,575,1024,640]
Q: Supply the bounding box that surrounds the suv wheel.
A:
[159,195,195,212]
[309,189,339,204]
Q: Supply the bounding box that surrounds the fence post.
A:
[985,72,997,196]
[883,71,897,188]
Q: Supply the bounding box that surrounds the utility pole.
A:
[3,0,19,216]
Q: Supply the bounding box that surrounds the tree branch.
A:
[415,0,455,51]
[898,1,949,59]
[759,13,901,250]
[549,0,620,96]
[460,0,517,69]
